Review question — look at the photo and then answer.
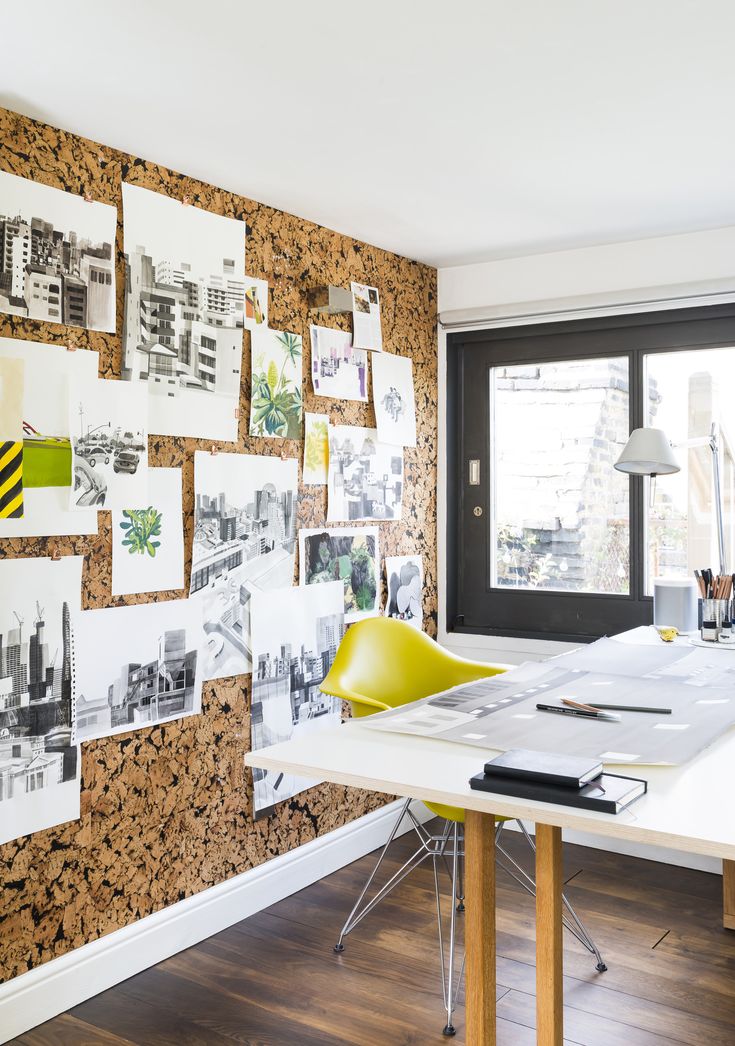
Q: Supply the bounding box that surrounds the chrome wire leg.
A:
[433,821,462,1037]
[334,798,419,952]
[456,827,465,912]
[507,821,608,973]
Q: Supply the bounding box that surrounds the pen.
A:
[535,703,620,721]
[587,703,672,715]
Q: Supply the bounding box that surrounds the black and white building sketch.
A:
[122,183,247,441]
[191,451,298,680]
[0,171,117,332]
[327,425,403,522]
[250,580,345,814]
[0,556,83,845]
[73,598,202,743]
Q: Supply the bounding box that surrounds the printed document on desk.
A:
[358,637,735,766]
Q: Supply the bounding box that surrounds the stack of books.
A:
[469,749,647,814]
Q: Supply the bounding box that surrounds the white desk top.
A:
[244,627,735,860]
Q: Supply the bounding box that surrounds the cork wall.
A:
[0,107,437,982]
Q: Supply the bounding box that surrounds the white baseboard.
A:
[0,798,432,1044]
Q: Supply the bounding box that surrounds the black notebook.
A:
[470,770,647,815]
[483,749,603,788]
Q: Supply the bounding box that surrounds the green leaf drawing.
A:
[119,506,164,557]
[250,331,303,439]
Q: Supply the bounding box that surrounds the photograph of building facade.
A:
[73,599,202,743]
[122,183,247,441]
[249,580,345,814]
[0,556,83,845]
[0,171,117,332]
[191,451,298,680]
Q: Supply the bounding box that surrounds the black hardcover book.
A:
[483,748,603,789]
[469,771,647,814]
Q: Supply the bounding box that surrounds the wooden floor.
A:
[12,822,735,1045]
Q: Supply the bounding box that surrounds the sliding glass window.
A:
[446,305,735,642]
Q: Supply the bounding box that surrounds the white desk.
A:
[244,628,735,1046]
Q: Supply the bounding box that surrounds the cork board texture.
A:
[0,107,437,982]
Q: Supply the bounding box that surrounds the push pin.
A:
[182,194,191,206]
[210,444,218,455]
[234,407,240,420]
[66,342,77,352]
[51,549,62,561]
[84,192,93,203]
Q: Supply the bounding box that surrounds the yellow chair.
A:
[321,617,606,1036]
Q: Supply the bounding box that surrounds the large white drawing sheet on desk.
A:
[359,637,735,766]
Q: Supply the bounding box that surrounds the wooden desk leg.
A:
[724,859,735,930]
[535,823,563,1046]
[465,810,496,1046]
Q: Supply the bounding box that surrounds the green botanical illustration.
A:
[119,506,163,557]
[251,330,303,439]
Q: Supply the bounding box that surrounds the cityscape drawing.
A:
[327,425,403,522]
[73,599,202,743]
[122,183,247,441]
[190,451,299,679]
[0,556,83,845]
[250,580,345,814]
[0,170,117,332]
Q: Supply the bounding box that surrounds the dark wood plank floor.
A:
[11,822,735,1045]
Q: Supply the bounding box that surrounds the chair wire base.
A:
[333,807,607,1031]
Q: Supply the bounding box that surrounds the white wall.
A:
[437,225,735,663]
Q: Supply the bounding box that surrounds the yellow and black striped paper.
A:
[0,441,23,518]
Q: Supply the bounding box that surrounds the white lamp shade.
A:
[614,427,680,476]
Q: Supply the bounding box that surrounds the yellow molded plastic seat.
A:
[321,617,513,823]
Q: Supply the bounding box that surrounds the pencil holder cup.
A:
[698,598,731,639]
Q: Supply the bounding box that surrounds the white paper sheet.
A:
[69,376,148,511]
[0,170,117,333]
[0,555,83,845]
[0,339,98,538]
[111,467,184,597]
[249,580,344,815]
[327,425,403,522]
[361,638,735,766]
[372,353,417,447]
[243,275,268,331]
[250,327,303,439]
[190,451,298,680]
[303,412,330,485]
[299,526,379,622]
[351,282,382,352]
[310,325,368,402]
[121,182,247,441]
[73,598,202,743]
[385,555,423,630]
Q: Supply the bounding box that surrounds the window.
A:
[447,305,735,642]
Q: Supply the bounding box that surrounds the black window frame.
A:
[446,303,735,643]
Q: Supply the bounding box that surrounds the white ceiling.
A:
[4,1,735,269]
